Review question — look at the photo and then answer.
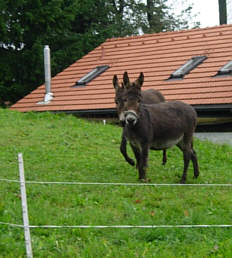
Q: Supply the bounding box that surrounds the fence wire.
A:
[1,221,232,229]
[1,177,232,187]
[1,154,232,233]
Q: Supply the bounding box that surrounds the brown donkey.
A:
[113,72,199,183]
[113,72,167,166]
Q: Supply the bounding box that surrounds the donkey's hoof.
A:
[128,159,135,166]
[179,179,186,184]
[193,172,199,179]
[139,178,150,183]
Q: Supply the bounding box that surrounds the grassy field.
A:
[0,108,232,257]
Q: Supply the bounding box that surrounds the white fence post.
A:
[18,153,33,258]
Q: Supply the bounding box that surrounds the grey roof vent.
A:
[215,61,232,76]
[75,65,109,87]
[168,56,207,80]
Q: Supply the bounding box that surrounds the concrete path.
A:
[194,133,232,146]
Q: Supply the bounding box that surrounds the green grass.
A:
[0,108,232,257]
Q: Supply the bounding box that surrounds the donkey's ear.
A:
[138,72,144,86]
[123,71,130,87]
[135,72,144,88]
[113,75,119,90]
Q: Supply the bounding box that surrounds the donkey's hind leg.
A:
[162,149,167,165]
[177,141,192,184]
[181,149,191,184]
[190,143,199,178]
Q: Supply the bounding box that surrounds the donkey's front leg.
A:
[138,144,149,181]
[130,144,141,170]
[120,132,135,166]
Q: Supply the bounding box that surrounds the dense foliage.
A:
[0,0,199,106]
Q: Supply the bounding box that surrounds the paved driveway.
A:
[194,133,232,146]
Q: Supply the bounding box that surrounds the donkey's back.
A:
[142,89,165,104]
[148,101,197,135]
[142,101,197,150]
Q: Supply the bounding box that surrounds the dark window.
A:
[215,61,232,76]
[168,56,207,80]
[75,65,109,86]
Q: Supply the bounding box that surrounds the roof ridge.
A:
[106,24,232,43]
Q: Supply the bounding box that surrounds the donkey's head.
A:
[113,74,125,122]
[113,71,144,126]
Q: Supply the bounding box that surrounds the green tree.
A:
[0,0,78,105]
[140,0,200,33]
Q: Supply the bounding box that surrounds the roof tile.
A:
[11,24,232,112]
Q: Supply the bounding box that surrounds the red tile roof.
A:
[11,24,232,112]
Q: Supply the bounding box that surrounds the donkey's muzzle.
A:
[125,110,138,126]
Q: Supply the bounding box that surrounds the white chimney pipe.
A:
[43,45,53,102]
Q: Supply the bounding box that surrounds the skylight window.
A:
[75,65,109,86]
[215,61,232,76]
[168,56,207,80]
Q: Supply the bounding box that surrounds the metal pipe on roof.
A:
[43,45,53,102]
